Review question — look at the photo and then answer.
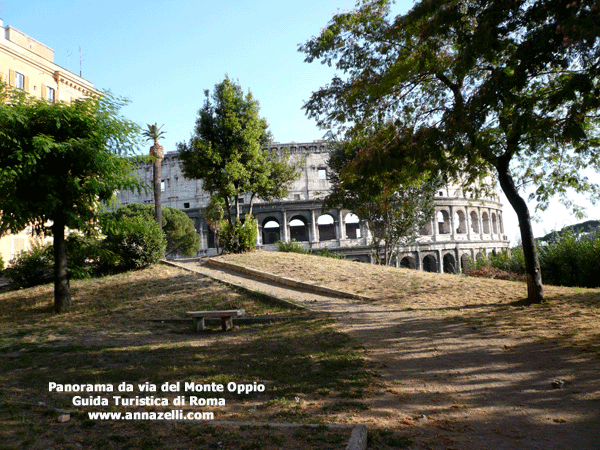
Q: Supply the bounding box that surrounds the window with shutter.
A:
[15,72,25,90]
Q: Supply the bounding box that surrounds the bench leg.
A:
[193,317,205,332]
[221,316,233,331]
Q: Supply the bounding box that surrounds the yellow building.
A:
[0,19,96,102]
[0,19,98,266]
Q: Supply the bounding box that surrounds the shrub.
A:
[466,230,600,288]
[103,204,201,258]
[538,230,600,288]
[483,248,526,274]
[162,208,201,258]
[65,233,115,279]
[103,216,166,270]
[312,247,345,259]
[5,242,54,288]
[277,240,308,254]
[0,253,4,272]
[219,215,257,253]
[463,249,525,281]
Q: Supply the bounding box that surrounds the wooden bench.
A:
[186,309,245,332]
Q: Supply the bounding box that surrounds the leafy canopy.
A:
[325,132,439,265]
[177,75,300,224]
[0,85,143,235]
[301,0,600,303]
[301,0,600,203]
[0,83,143,311]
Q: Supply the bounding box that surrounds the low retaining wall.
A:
[206,258,374,302]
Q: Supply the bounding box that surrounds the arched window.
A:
[437,210,450,234]
[420,217,433,235]
[400,256,416,269]
[262,219,281,245]
[460,254,470,271]
[345,213,361,239]
[482,212,490,234]
[422,255,437,273]
[443,254,457,274]
[470,211,479,233]
[289,216,309,242]
[455,210,466,234]
[317,214,336,241]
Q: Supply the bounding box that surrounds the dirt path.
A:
[170,259,600,450]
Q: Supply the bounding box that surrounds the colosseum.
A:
[117,140,510,273]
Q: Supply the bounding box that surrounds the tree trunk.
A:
[495,157,544,304]
[224,197,233,226]
[52,217,71,313]
[153,157,162,229]
[248,194,256,217]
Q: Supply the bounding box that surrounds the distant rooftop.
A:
[0,19,55,62]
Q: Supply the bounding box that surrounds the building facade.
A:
[0,20,96,102]
[0,20,97,265]
[117,141,510,273]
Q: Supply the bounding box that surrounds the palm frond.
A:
[142,122,166,141]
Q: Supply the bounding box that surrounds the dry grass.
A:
[0,264,393,450]
[3,254,599,449]
[217,251,600,353]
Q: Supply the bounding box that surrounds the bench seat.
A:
[186,309,245,331]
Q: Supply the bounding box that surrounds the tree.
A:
[325,134,439,265]
[300,0,600,304]
[177,76,300,228]
[142,123,166,229]
[0,85,142,312]
[105,203,201,258]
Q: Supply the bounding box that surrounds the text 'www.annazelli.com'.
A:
[87,411,214,421]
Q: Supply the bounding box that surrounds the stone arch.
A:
[491,212,498,234]
[460,254,471,271]
[317,214,336,241]
[207,228,216,249]
[422,254,437,273]
[437,210,451,234]
[289,216,309,242]
[443,253,457,274]
[345,213,361,239]
[470,211,480,233]
[455,210,467,234]
[420,217,433,236]
[400,256,416,269]
[482,211,490,234]
[262,218,281,245]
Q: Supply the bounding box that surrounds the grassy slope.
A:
[0,264,393,450]
[2,254,599,449]
[218,252,600,353]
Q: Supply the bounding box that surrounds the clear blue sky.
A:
[2,0,598,241]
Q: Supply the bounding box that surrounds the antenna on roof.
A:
[78,46,84,77]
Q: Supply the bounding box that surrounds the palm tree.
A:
[142,123,166,228]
